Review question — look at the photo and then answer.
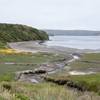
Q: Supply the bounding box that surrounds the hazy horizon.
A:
[0,0,100,30]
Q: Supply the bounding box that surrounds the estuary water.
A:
[44,36,100,50]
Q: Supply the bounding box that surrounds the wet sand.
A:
[8,41,100,54]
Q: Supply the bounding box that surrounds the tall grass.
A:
[0,82,100,100]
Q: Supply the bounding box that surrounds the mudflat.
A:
[8,41,100,54]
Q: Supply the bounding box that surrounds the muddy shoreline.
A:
[8,41,100,54]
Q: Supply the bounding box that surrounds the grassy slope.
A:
[0,52,66,82]
[46,53,100,94]
[70,53,100,70]
[0,82,99,100]
[69,53,100,94]
[0,23,49,48]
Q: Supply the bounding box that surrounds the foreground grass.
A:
[70,73,100,93]
[0,82,99,100]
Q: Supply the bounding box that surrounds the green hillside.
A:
[0,23,49,48]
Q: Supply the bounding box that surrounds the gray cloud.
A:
[0,0,100,30]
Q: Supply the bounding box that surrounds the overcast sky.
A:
[0,0,100,30]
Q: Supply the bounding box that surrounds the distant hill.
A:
[45,30,100,36]
[0,23,49,48]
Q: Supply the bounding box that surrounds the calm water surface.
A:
[44,36,100,49]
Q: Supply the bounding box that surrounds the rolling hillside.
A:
[0,23,49,48]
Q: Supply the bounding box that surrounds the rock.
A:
[30,79,39,83]
[35,69,46,74]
